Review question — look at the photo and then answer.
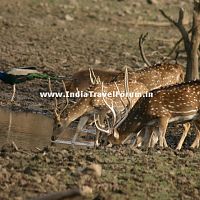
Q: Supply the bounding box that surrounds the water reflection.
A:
[0,108,53,149]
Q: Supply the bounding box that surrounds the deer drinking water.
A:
[51,63,185,145]
[100,80,200,149]
[51,70,149,144]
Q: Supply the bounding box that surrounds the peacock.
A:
[0,66,58,102]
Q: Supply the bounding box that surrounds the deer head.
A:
[105,80,200,147]
[94,67,133,144]
[48,79,70,141]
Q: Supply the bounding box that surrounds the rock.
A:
[95,59,101,65]
[14,197,23,200]
[46,174,58,185]
[79,163,102,177]
[80,186,93,196]
[146,0,158,4]
[65,14,74,21]
[0,168,11,181]
[33,176,42,183]
[88,164,102,177]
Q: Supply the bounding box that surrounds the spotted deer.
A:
[100,80,200,149]
[112,63,184,90]
[65,63,184,92]
[51,70,149,144]
[50,68,120,143]
[51,63,185,144]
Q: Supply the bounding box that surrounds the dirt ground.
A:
[0,0,200,199]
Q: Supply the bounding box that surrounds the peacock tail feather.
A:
[26,73,58,80]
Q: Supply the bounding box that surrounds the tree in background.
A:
[160,0,200,81]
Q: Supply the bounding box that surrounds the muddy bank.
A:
[0,144,199,200]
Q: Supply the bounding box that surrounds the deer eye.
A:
[57,124,61,128]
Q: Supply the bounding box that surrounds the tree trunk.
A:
[185,56,192,81]
[188,0,200,81]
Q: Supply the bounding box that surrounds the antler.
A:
[94,81,116,135]
[94,114,110,135]
[114,67,132,129]
[89,68,101,85]
[48,78,60,120]
[60,80,69,115]
[94,67,132,138]
[48,78,69,121]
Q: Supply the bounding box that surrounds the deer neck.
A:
[65,97,93,126]
[114,113,144,144]
[109,105,156,144]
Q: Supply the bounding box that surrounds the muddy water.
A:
[0,108,96,149]
[0,108,53,149]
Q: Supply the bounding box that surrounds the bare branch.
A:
[178,8,184,24]
[30,188,91,200]
[159,9,177,25]
[139,33,152,67]
[167,28,192,57]
[160,8,191,56]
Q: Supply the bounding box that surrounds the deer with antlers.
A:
[51,69,149,145]
[98,80,200,149]
[51,62,185,145]
[51,30,186,145]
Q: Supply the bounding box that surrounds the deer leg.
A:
[176,122,190,150]
[191,120,200,148]
[133,126,156,148]
[95,129,101,147]
[149,127,159,148]
[133,128,145,147]
[72,116,89,143]
[142,126,159,148]
[150,132,159,147]
[158,117,169,147]
[122,133,134,145]
[142,126,153,148]
[163,135,168,148]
